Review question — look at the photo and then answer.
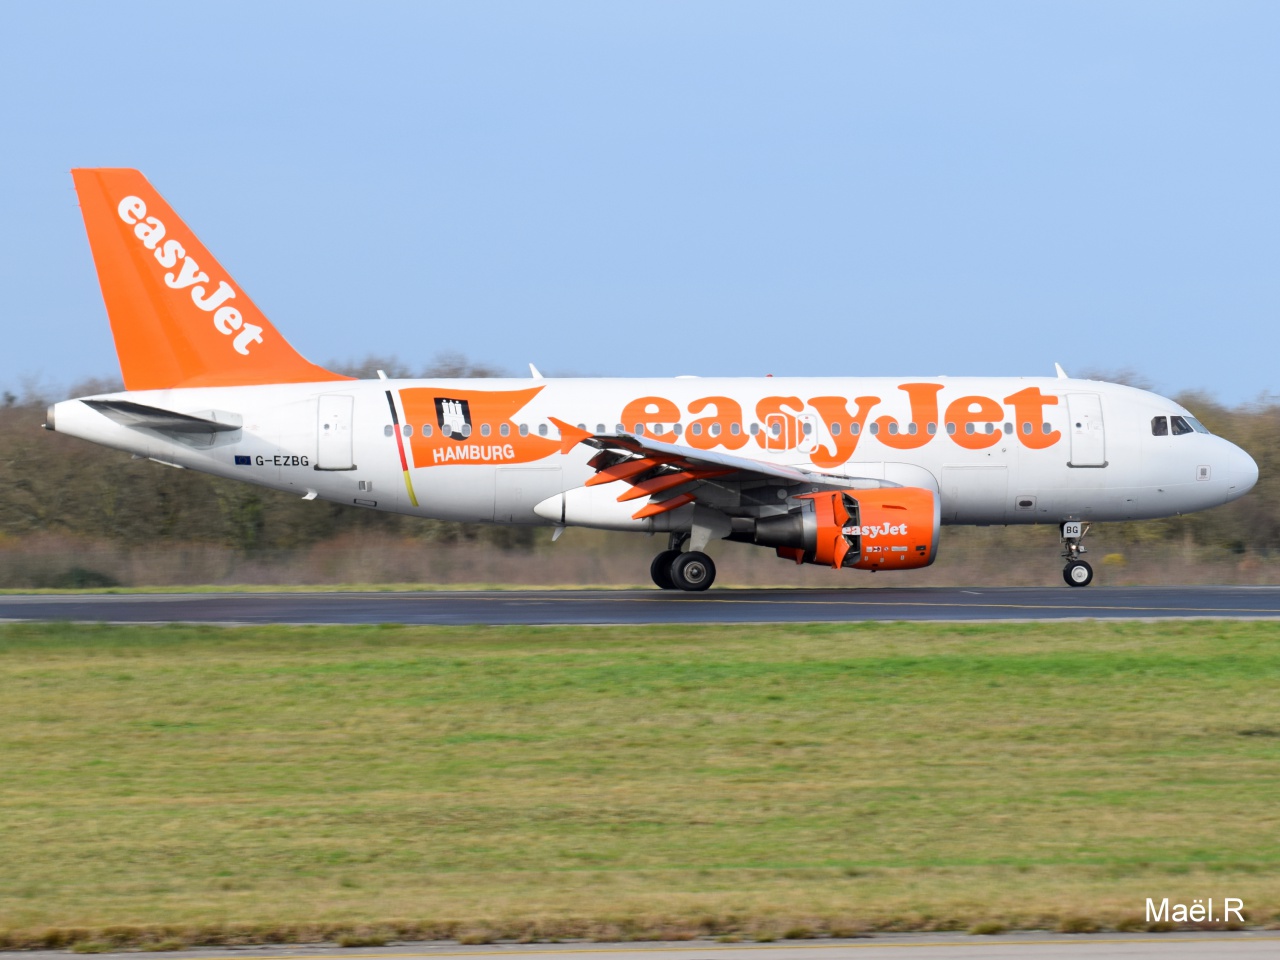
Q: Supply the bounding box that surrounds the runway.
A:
[8,934,1280,960]
[2,585,1279,625]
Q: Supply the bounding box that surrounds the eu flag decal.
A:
[234,455,251,466]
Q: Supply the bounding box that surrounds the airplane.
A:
[45,169,1259,591]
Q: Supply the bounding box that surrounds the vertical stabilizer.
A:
[72,168,349,390]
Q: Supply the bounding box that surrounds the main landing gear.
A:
[1061,520,1093,588]
[650,535,717,592]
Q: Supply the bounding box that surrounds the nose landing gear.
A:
[1061,521,1093,587]
[650,534,717,592]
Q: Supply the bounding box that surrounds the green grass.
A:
[1,620,1279,945]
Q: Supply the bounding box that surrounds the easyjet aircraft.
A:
[47,169,1258,590]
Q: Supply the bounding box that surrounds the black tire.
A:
[1063,560,1094,588]
[650,550,681,590]
[671,551,716,592]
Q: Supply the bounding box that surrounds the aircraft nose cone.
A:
[1227,444,1259,501]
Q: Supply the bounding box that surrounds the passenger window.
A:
[908,422,918,435]
[750,423,760,436]
[770,422,781,437]
[830,422,841,436]
[869,423,879,435]
[887,422,899,435]
[927,422,936,435]
[965,423,976,435]
[946,422,956,435]
[730,422,741,435]
[481,423,491,437]
[519,424,529,436]
[672,423,682,435]
[1003,423,1013,435]
[635,424,646,435]
[402,424,412,437]
[1171,415,1193,436]
[422,424,433,437]
[802,421,812,435]
[538,423,548,437]
[985,423,994,435]
[710,423,721,437]
[499,423,509,437]
[691,423,703,436]
[383,425,393,437]
[461,424,472,438]
[615,424,625,433]
[596,423,606,434]
[1022,422,1032,435]
[1151,416,1168,436]
[1042,423,1052,434]
[850,423,860,435]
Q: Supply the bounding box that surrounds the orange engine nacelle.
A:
[767,487,940,570]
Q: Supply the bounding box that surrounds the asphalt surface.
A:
[7,935,1280,960]
[1,586,1279,625]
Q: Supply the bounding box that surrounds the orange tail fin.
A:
[72,168,350,391]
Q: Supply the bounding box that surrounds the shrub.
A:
[338,934,388,948]
[1058,916,1101,934]
[969,921,1007,936]
[47,567,120,589]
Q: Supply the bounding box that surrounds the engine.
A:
[740,486,940,570]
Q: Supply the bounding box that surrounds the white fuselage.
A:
[49,375,1257,534]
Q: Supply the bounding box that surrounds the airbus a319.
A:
[46,169,1259,590]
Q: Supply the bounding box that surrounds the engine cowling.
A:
[757,487,940,570]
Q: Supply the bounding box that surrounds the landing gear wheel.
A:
[1063,560,1093,588]
[671,551,716,592]
[650,550,681,590]
[1060,521,1093,588]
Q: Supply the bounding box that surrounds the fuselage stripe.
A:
[385,389,419,508]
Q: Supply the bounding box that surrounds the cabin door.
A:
[316,395,356,471]
[1066,394,1107,467]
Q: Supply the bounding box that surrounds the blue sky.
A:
[2,2,1277,403]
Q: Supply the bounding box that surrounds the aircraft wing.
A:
[549,418,892,520]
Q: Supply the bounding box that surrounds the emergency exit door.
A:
[316,395,355,470]
[1066,394,1106,467]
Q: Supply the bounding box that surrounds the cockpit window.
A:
[1184,416,1211,434]
[1170,415,1194,436]
[1151,416,1168,436]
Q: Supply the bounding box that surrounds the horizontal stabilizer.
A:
[83,399,243,435]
